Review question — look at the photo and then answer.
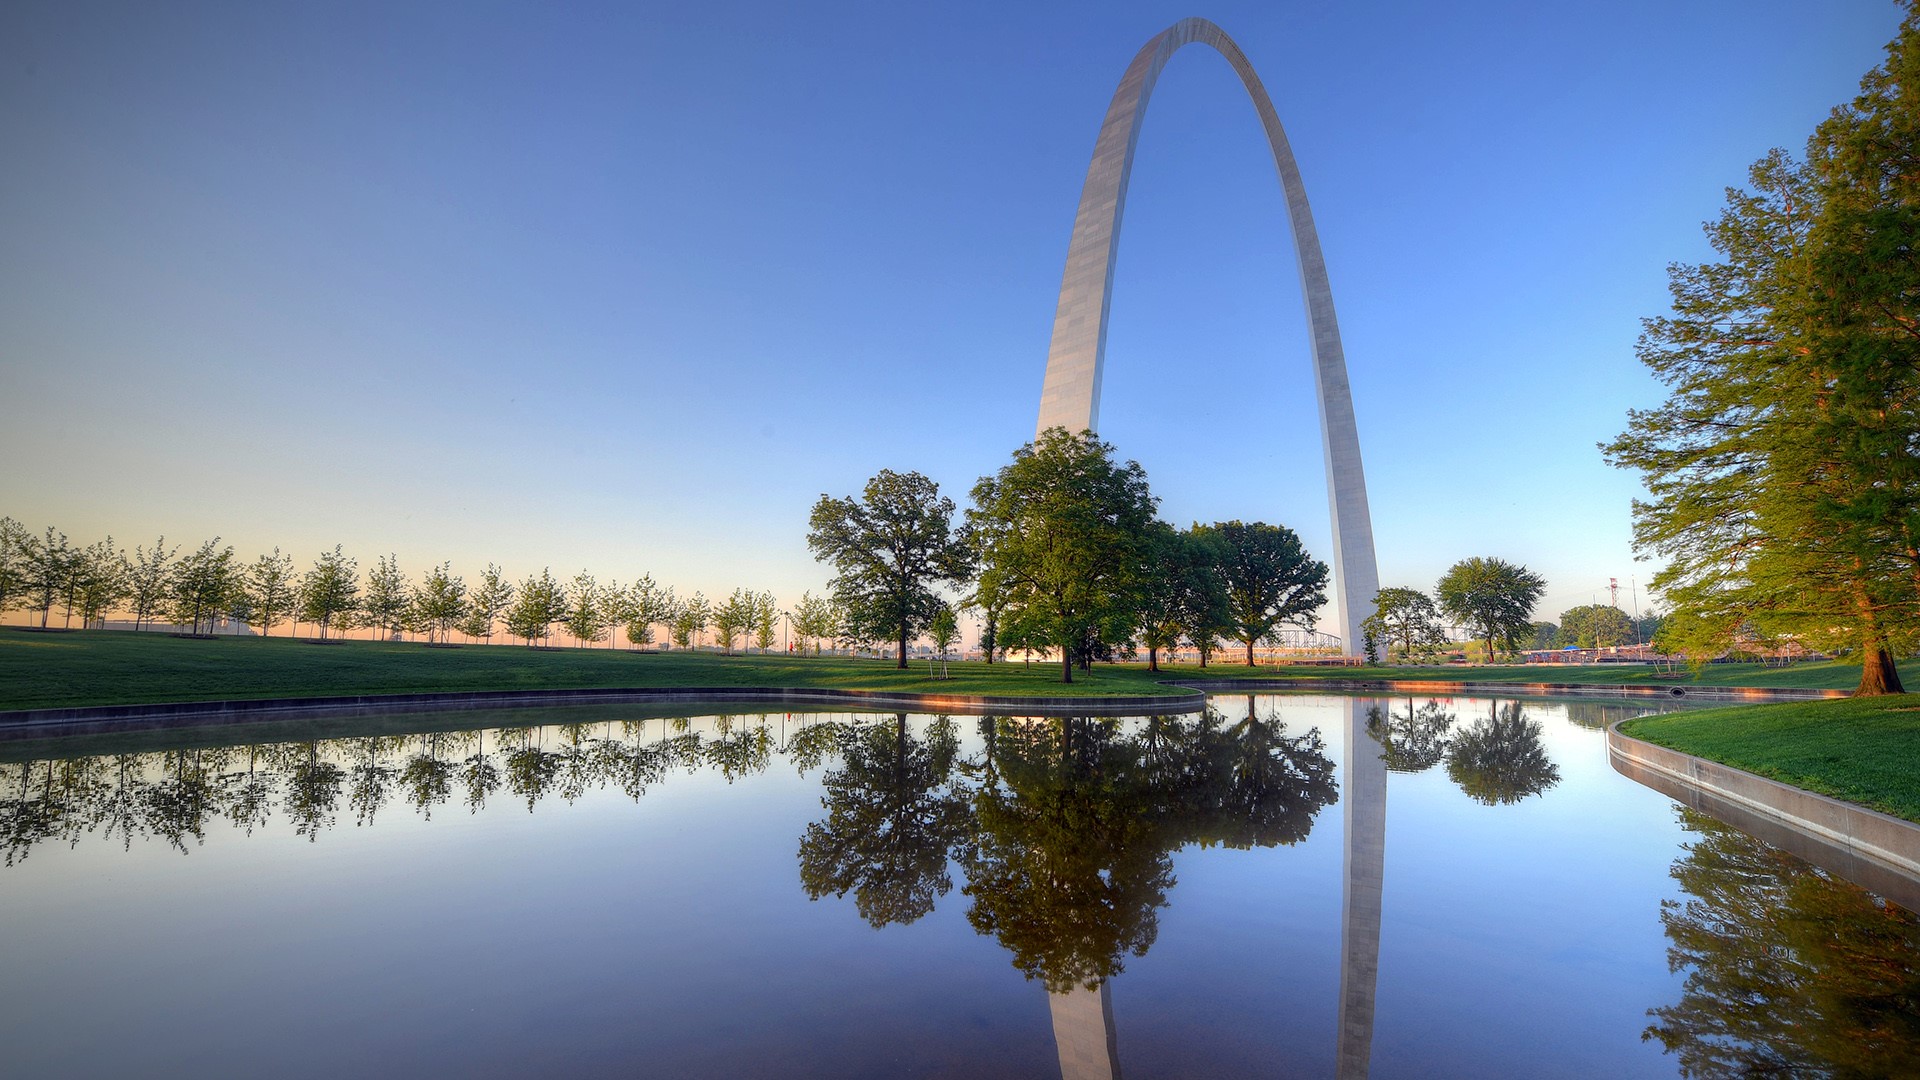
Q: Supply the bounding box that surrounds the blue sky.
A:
[0,1,1901,633]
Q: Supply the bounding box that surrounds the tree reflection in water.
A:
[283,743,345,841]
[963,717,1180,991]
[961,707,1337,991]
[401,731,458,820]
[1646,809,1920,1078]
[1443,702,1561,805]
[1364,698,1455,773]
[0,714,911,861]
[10,703,1918,1076]
[1560,700,1660,731]
[798,715,969,928]
[0,707,1337,999]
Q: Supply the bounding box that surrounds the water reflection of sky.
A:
[0,694,1912,1079]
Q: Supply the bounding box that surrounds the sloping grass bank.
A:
[0,630,1201,711]
[4,629,1916,712]
[1619,695,1920,823]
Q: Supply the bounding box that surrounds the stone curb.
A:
[1606,720,1920,887]
[0,685,1208,739]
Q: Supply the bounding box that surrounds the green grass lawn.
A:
[4,627,1914,711]
[1620,695,1920,823]
[0,629,1207,710]
[1288,656,1917,690]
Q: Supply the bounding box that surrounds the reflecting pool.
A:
[1,694,1914,1078]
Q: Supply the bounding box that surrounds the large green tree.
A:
[1436,557,1546,662]
[1363,586,1448,661]
[1196,520,1329,666]
[808,469,972,669]
[1557,604,1634,649]
[1136,525,1230,672]
[1605,9,1920,695]
[965,429,1160,683]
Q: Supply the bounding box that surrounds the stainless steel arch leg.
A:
[1036,17,1381,650]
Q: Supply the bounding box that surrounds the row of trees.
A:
[0,518,816,651]
[809,432,1566,680]
[808,434,1337,681]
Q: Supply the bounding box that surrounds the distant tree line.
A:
[0,516,809,651]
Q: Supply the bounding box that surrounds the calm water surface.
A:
[1,693,1915,1078]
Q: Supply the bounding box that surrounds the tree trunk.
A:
[1060,648,1073,683]
[1856,635,1905,696]
[1246,638,1255,667]
[897,621,909,669]
[1148,646,1158,672]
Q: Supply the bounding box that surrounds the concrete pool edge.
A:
[1170,678,1846,702]
[0,685,1210,738]
[1607,719,1920,908]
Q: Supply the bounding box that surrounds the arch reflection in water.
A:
[1038,700,1387,1080]
[1340,698,1387,1080]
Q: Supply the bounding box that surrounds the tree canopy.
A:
[1557,604,1634,649]
[1196,521,1328,666]
[1435,557,1545,661]
[965,429,1159,683]
[808,469,972,669]
[1604,7,1920,694]
[1363,586,1448,661]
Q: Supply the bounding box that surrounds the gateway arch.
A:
[1036,17,1381,649]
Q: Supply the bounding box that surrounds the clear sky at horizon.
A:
[0,1,1903,635]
